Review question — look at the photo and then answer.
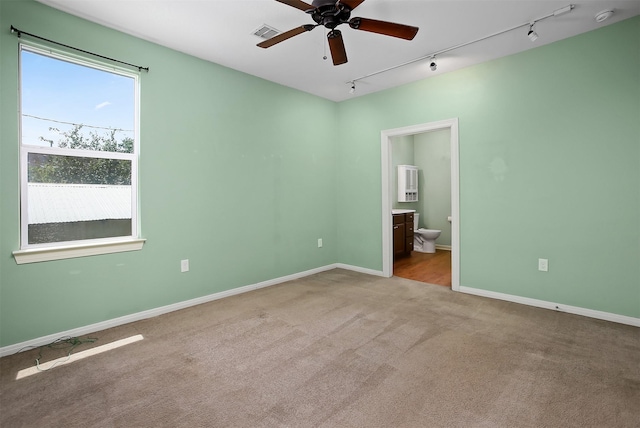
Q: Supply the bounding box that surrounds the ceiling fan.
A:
[257,0,419,66]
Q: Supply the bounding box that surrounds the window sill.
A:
[13,238,146,265]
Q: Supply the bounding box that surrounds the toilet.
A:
[413,213,441,253]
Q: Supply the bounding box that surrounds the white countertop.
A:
[392,209,416,215]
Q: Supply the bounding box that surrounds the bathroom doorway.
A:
[381,119,460,291]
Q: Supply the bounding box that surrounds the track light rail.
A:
[347,4,574,89]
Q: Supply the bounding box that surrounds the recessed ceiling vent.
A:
[252,24,279,40]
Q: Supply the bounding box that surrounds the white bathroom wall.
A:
[391,135,418,211]
[414,130,452,246]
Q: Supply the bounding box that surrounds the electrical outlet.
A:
[181,259,189,273]
[538,258,548,272]
[317,238,323,248]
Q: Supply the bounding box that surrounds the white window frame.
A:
[13,43,145,264]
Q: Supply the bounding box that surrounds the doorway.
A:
[381,118,460,291]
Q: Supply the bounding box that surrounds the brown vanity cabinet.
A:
[393,212,414,258]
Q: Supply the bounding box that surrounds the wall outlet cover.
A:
[538,258,548,272]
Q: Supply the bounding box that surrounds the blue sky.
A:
[20,49,135,148]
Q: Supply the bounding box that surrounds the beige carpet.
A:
[1,269,638,427]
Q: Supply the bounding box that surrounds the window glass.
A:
[21,50,135,150]
[20,45,139,248]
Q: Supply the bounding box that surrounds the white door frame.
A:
[381,118,460,291]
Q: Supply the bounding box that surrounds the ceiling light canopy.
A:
[595,9,614,23]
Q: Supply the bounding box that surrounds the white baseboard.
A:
[0,264,339,358]
[459,286,640,327]
[334,263,386,277]
[5,266,634,357]
[435,245,452,251]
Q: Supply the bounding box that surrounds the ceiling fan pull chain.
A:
[323,28,328,60]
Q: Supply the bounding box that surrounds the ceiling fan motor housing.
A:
[259,0,419,66]
[309,0,352,29]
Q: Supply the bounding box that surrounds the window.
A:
[14,44,143,263]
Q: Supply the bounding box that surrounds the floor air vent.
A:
[252,24,279,40]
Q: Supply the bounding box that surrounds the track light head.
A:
[349,82,356,94]
[429,58,437,71]
[527,23,538,42]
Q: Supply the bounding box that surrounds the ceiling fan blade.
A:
[328,30,348,66]
[340,0,366,10]
[275,0,314,12]
[258,25,315,48]
[349,17,419,40]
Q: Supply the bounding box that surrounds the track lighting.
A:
[349,82,356,94]
[527,22,539,42]
[346,4,575,90]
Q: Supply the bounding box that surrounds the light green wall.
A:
[0,0,337,347]
[336,16,640,318]
[1,1,638,348]
[414,130,451,246]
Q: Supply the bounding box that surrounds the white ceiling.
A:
[36,0,639,102]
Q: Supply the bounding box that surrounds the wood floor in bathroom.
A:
[393,249,451,287]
